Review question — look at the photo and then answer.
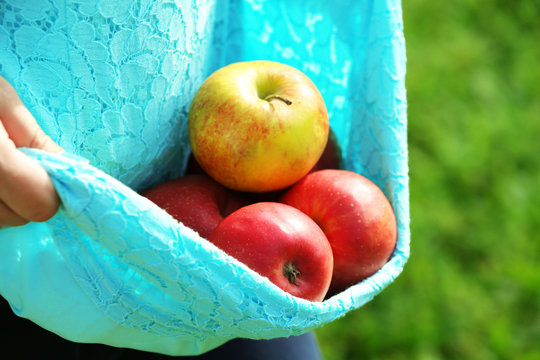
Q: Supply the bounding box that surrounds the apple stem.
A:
[265,95,292,106]
[283,262,300,286]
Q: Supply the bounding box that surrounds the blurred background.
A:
[315,0,540,359]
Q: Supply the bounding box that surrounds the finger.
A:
[0,199,29,227]
[0,76,62,153]
[0,123,60,223]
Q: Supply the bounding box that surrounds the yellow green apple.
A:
[188,60,329,192]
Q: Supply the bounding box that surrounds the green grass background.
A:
[315,1,540,359]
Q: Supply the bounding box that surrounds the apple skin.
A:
[208,202,334,302]
[280,169,397,296]
[188,60,329,193]
[141,174,246,239]
[231,127,343,205]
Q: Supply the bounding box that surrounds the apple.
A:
[280,169,397,295]
[234,127,343,205]
[208,202,334,302]
[141,174,246,239]
[188,60,329,193]
[184,152,286,205]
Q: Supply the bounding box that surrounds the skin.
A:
[0,76,63,228]
[188,61,329,192]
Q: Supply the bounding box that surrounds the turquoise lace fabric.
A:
[0,0,230,190]
[0,0,410,356]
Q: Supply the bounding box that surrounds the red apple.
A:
[280,169,397,295]
[141,174,246,239]
[188,60,329,192]
[208,202,333,302]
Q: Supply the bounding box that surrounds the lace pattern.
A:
[0,0,226,190]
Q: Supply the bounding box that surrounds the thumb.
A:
[0,76,62,153]
[0,121,61,224]
[0,76,62,226]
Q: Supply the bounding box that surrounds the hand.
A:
[0,76,63,228]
